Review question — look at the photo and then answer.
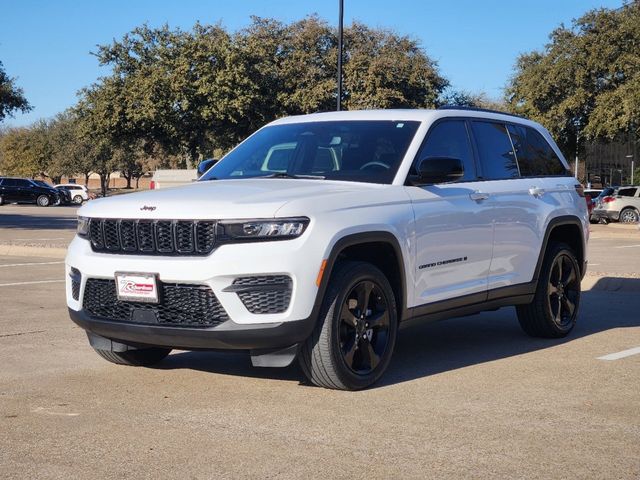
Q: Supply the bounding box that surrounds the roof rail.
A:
[438,105,526,119]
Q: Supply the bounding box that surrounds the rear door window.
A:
[414,120,477,182]
[470,121,519,180]
[507,125,566,176]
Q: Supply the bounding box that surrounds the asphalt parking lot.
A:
[1,205,639,479]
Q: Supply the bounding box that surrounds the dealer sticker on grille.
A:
[115,272,159,303]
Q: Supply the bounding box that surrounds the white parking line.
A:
[0,280,65,287]
[614,244,640,249]
[597,347,640,361]
[0,261,64,268]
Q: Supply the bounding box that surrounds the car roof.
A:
[268,108,542,130]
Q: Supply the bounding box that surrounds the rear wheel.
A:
[36,195,50,207]
[619,208,639,224]
[299,261,398,390]
[517,242,581,338]
[0,195,4,206]
[93,347,171,366]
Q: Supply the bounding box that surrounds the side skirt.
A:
[401,283,535,329]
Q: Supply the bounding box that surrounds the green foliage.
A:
[82,16,448,163]
[506,3,640,157]
[0,61,32,122]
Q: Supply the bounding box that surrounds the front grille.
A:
[83,278,229,327]
[232,275,292,314]
[88,219,216,255]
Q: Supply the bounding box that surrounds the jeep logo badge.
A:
[140,205,156,211]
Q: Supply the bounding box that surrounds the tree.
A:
[81,17,449,163]
[0,61,32,122]
[506,3,640,158]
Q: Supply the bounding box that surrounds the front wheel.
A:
[36,195,50,207]
[299,261,398,390]
[93,347,171,366]
[72,195,84,204]
[516,242,581,338]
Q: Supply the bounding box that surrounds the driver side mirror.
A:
[197,158,218,177]
[410,156,464,186]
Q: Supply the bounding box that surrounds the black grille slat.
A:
[120,220,137,251]
[195,221,216,253]
[175,221,195,253]
[82,279,229,327]
[155,221,174,253]
[89,220,104,249]
[88,219,216,256]
[137,221,155,252]
[103,220,120,250]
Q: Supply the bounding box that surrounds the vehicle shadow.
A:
[156,278,640,389]
[0,213,77,230]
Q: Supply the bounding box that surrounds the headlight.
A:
[218,217,309,242]
[77,216,90,237]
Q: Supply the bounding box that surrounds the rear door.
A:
[469,120,572,292]
[407,118,494,306]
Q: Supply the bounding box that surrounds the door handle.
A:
[529,186,545,197]
[469,191,490,201]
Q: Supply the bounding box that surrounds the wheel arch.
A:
[535,215,586,281]
[312,231,408,324]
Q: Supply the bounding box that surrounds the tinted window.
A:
[508,125,566,176]
[617,187,637,197]
[15,179,31,187]
[3,179,18,187]
[471,121,519,180]
[201,121,420,185]
[414,120,476,182]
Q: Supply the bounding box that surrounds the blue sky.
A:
[0,0,623,127]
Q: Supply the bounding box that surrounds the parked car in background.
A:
[0,177,61,207]
[55,184,93,204]
[584,189,602,220]
[592,186,640,223]
[149,169,198,189]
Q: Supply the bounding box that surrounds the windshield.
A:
[33,180,51,188]
[200,120,420,184]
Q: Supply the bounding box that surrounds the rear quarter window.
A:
[508,124,567,177]
[616,187,637,197]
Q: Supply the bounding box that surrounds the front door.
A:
[407,119,494,307]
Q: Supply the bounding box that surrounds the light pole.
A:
[626,154,634,185]
[336,0,344,111]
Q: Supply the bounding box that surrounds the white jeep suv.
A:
[66,108,588,390]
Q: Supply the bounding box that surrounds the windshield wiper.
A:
[260,172,325,179]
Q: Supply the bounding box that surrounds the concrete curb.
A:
[0,244,67,259]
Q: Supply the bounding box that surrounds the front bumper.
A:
[69,308,315,351]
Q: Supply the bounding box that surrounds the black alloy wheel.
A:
[339,280,391,374]
[547,253,580,329]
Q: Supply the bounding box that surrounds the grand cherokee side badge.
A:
[140,205,156,211]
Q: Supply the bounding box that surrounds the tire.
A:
[299,261,398,390]
[516,242,581,338]
[93,347,171,366]
[36,195,50,207]
[619,208,639,224]
[0,196,4,206]
[73,195,84,204]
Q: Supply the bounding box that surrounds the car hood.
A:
[78,178,383,219]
